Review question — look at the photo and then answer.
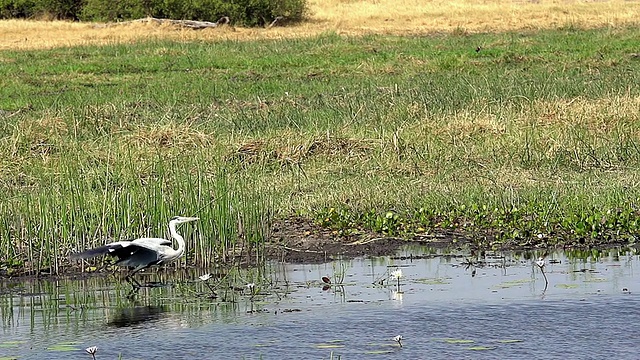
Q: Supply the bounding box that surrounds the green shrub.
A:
[79,0,150,21]
[0,0,84,19]
[0,0,306,25]
[0,0,36,18]
[79,0,307,26]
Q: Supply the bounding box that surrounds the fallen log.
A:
[96,16,231,30]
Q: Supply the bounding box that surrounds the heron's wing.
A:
[132,237,172,247]
[70,241,133,260]
[113,245,162,268]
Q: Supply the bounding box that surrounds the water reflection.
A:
[1,246,640,359]
[107,305,167,328]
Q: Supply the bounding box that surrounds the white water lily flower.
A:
[390,268,403,279]
[246,283,255,290]
[85,346,98,355]
[535,257,545,268]
[199,273,212,281]
[394,335,403,347]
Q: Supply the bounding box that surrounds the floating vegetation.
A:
[314,344,345,349]
[46,342,81,352]
[414,278,450,285]
[365,350,394,354]
[495,339,524,344]
[555,284,580,289]
[466,345,497,351]
[494,279,531,289]
[440,338,475,344]
[583,278,608,283]
[254,340,280,348]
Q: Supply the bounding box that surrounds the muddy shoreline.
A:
[266,217,461,263]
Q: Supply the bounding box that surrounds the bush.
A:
[0,0,307,25]
[0,0,35,18]
[0,0,83,19]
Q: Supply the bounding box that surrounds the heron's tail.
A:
[70,245,112,260]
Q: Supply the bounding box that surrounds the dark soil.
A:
[265,216,463,263]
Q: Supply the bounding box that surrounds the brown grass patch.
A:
[231,135,375,165]
[1,0,638,50]
[125,122,211,148]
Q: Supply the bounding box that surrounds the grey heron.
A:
[71,216,199,287]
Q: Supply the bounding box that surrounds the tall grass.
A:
[0,154,272,274]
[1,26,640,273]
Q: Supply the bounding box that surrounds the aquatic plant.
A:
[534,256,549,293]
[390,268,403,290]
[246,282,257,300]
[393,335,403,348]
[535,257,547,281]
[85,346,98,360]
[198,273,217,297]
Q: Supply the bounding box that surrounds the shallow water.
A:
[1,246,639,359]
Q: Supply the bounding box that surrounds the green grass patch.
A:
[2,26,640,272]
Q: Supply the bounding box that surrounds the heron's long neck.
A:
[168,221,186,259]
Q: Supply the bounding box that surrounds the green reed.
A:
[0,153,272,274]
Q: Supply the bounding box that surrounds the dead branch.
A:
[96,16,231,30]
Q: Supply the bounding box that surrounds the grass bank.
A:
[2,25,640,273]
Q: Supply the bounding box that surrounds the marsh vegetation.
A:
[1,1,640,274]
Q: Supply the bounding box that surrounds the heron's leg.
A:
[125,266,146,288]
[126,285,140,300]
[125,274,143,288]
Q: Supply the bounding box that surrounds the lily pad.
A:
[0,341,25,348]
[47,342,81,352]
[365,350,393,354]
[494,279,531,289]
[442,338,475,344]
[415,278,450,285]
[466,346,496,351]
[555,284,579,289]
[495,339,524,343]
[47,345,78,351]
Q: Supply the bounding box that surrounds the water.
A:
[1,247,639,359]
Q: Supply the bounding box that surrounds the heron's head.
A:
[170,216,200,224]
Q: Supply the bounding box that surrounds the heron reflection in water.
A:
[108,305,167,328]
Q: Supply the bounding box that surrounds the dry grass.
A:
[1,0,638,50]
